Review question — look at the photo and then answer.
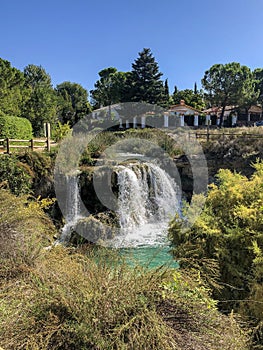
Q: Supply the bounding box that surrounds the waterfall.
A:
[57,163,179,248]
[58,173,83,243]
[113,162,179,248]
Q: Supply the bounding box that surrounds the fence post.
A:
[6,138,10,154]
[46,137,50,152]
[30,139,34,151]
[206,125,210,141]
[44,123,51,152]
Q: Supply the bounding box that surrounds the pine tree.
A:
[129,48,164,105]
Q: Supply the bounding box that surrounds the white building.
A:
[166,100,202,127]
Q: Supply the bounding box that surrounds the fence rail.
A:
[0,137,51,154]
[188,130,263,142]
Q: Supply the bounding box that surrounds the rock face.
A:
[75,215,116,243]
[79,165,117,214]
[76,136,263,224]
[78,142,260,213]
[174,137,263,198]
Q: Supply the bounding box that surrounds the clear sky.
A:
[1,0,263,96]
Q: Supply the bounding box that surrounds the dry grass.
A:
[0,190,249,350]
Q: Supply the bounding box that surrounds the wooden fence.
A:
[0,137,51,154]
[188,129,263,142]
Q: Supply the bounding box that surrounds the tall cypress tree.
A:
[164,79,169,97]
[194,82,198,94]
[162,78,170,107]
[129,48,164,105]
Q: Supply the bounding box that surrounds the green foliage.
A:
[129,48,165,105]
[90,67,128,109]
[56,81,91,126]
[78,129,182,167]
[23,64,58,136]
[169,162,263,347]
[17,151,55,198]
[0,189,55,276]
[173,88,206,110]
[253,68,263,104]
[0,151,55,199]
[0,113,33,139]
[202,62,258,126]
[162,270,218,310]
[0,58,29,117]
[0,155,32,195]
[52,121,72,142]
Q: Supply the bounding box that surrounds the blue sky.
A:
[1,0,263,96]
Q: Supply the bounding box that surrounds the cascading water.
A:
[57,162,180,266]
[58,173,83,243]
[112,162,180,248]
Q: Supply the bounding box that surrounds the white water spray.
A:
[112,162,179,248]
[58,173,83,243]
[58,163,179,247]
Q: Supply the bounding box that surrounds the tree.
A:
[0,58,28,117]
[56,81,91,126]
[194,82,198,95]
[23,64,57,135]
[162,78,173,107]
[129,48,165,105]
[202,63,257,127]
[173,88,205,110]
[253,68,263,104]
[90,68,127,109]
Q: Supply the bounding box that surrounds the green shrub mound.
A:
[0,113,33,139]
[0,151,56,197]
[0,190,248,350]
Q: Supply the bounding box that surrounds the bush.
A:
[0,189,55,278]
[0,155,32,195]
[52,121,72,142]
[17,151,55,198]
[169,161,263,348]
[0,113,33,139]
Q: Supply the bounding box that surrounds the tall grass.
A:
[0,190,249,349]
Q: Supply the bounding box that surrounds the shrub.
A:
[17,151,55,197]
[0,155,32,195]
[169,161,263,348]
[0,189,55,278]
[52,121,72,142]
[0,245,249,350]
[0,113,33,139]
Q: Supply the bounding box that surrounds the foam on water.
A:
[110,161,179,248]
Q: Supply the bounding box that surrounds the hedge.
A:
[0,113,33,139]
